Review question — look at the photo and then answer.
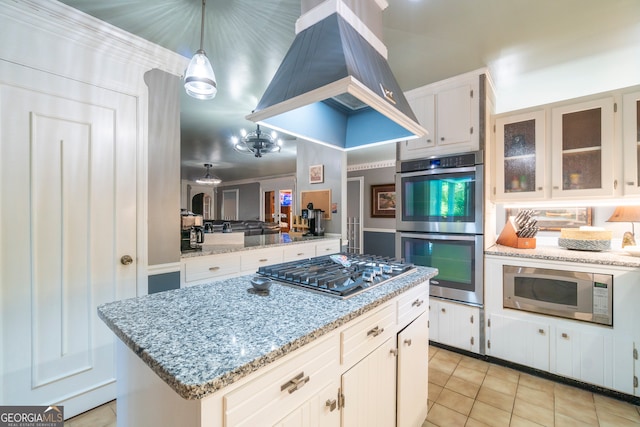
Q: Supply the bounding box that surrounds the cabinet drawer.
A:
[184,253,241,283]
[224,334,339,427]
[283,243,315,261]
[240,248,283,272]
[315,240,340,256]
[397,283,428,329]
[341,303,395,368]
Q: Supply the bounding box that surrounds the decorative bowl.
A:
[558,237,611,251]
[250,276,272,291]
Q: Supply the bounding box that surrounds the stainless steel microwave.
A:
[503,265,613,326]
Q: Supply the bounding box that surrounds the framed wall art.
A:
[371,184,396,218]
[505,207,592,231]
[309,164,324,184]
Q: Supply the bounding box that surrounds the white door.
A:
[0,62,138,417]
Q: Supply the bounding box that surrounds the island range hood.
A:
[246,0,426,150]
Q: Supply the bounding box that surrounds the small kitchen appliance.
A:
[302,203,325,236]
[181,213,204,252]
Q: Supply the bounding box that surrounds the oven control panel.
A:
[398,150,483,172]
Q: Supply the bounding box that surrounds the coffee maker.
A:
[180,212,204,251]
[302,203,325,236]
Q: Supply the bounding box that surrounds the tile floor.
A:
[66,346,640,426]
[424,345,640,427]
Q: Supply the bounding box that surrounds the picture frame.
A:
[309,164,324,184]
[505,207,592,231]
[371,184,396,218]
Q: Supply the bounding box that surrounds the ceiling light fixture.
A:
[184,0,217,100]
[195,163,221,185]
[232,125,282,158]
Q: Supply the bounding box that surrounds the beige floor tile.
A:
[510,414,545,427]
[555,382,594,402]
[481,374,518,396]
[486,364,520,384]
[422,420,439,427]
[429,382,444,402]
[476,385,515,413]
[431,352,461,375]
[518,373,555,394]
[453,364,488,386]
[555,411,598,427]
[437,388,475,416]
[468,400,511,427]
[597,409,640,427]
[593,394,640,423]
[555,393,598,425]
[430,367,451,387]
[66,404,116,427]
[464,418,492,427]
[513,399,554,427]
[445,375,481,399]
[107,400,116,415]
[458,356,489,374]
[427,402,468,427]
[515,383,554,411]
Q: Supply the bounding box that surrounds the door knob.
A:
[120,255,133,265]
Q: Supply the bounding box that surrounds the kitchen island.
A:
[98,263,438,427]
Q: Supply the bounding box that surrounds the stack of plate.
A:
[558,228,612,251]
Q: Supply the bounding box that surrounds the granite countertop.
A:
[486,243,640,268]
[97,266,438,400]
[181,233,339,258]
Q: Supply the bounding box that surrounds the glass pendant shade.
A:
[185,50,217,100]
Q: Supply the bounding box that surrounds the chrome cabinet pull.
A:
[325,399,337,411]
[259,258,268,262]
[404,339,412,346]
[441,308,446,313]
[538,329,545,335]
[390,348,398,356]
[562,333,569,339]
[209,266,220,271]
[367,326,384,337]
[411,298,424,307]
[280,372,310,394]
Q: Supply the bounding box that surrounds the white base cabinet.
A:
[429,298,481,353]
[485,255,640,396]
[115,281,430,426]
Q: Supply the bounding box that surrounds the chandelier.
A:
[232,125,282,158]
[195,163,221,185]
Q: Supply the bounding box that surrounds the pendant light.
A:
[196,163,221,185]
[184,0,217,100]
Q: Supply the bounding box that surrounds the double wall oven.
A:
[396,151,484,306]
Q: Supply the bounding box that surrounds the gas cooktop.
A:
[256,254,416,299]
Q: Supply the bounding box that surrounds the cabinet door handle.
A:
[538,329,545,335]
[561,332,569,339]
[440,137,445,141]
[614,179,618,190]
[412,298,424,307]
[209,266,220,271]
[441,308,446,313]
[367,326,384,337]
[280,372,310,394]
[390,348,398,356]
[404,339,412,346]
[325,399,337,412]
[259,258,268,262]
[626,181,634,186]
[297,252,304,256]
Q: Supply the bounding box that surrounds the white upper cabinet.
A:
[622,90,640,196]
[550,97,615,199]
[399,69,492,159]
[494,110,546,201]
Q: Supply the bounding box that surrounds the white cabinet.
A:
[397,312,429,427]
[399,70,492,159]
[273,382,340,427]
[183,252,241,285]
[341,337,397,427]
[283,242,316,262]
[494,110,546,201]
[487,313,550,371]
[485,254,640,396]
[240,247,284,272]
[550,97,615,198]
[429,298,481,353]
[622,90,640,196]
[315,239,341,257]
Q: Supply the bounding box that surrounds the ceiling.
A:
[57,0,640,183]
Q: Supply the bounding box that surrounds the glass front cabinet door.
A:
[494,110,546,201]
[550,97,615,198]
[622,91,640,196]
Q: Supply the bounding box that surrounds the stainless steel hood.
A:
[246,4,426,150]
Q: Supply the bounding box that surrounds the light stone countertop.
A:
[486,243,640,268]
[97,266,438,400]
[181,233,340,258]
